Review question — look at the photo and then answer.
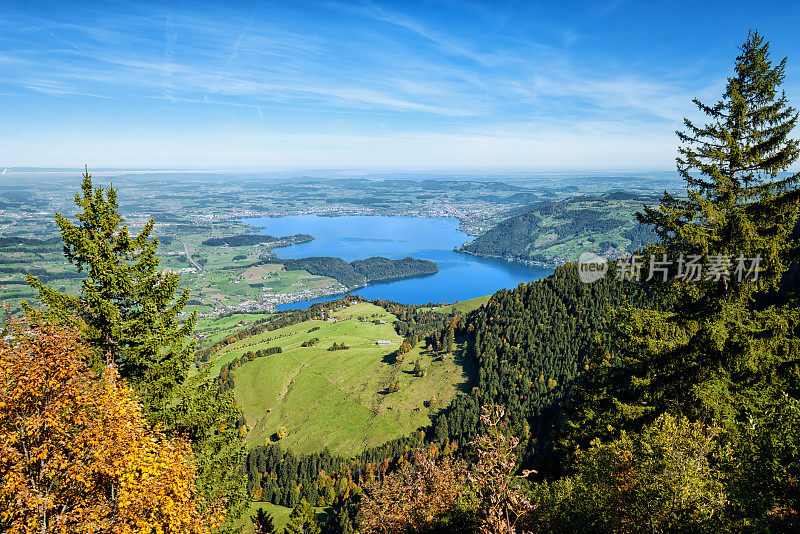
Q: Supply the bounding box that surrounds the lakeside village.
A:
[215,200,503,236]
[174,267,351,319]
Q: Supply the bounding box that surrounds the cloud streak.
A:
[0,0,768,169]
[0,2,701,120]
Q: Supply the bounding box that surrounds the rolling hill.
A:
[212,302,470,457]
[458,192,659,266]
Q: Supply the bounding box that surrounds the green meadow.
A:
[428,294,491,314]
[219,302,470,457]
[194,312,273,349]
[234,501,325,534]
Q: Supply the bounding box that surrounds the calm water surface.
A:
[242,215,553,309]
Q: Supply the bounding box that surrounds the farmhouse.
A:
[375,340,392,346]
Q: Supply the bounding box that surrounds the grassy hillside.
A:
[429,295,491,314]
[193,312,273,350]
[223,302,470,456]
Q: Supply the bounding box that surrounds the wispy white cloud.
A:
[350,2,498,66]
[0,0,744,168]
[4,2,687,121]
[22,80,114,99]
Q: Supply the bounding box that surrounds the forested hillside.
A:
[458,192,658,266]
[351,256,439,282]
[233,264,655,529]
[434,263,656,470]
[277,256,438,288]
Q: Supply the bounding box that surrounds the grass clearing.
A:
[429,295,491,314]
[233,501,301,534]
[230,302,471,456]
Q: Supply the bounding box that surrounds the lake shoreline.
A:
[454,248,562,269]
[243,214,554,309]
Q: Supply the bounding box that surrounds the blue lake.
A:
[242,215,553,309]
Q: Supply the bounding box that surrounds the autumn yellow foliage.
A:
[0,318,225,533]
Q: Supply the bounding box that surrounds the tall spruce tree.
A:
[26,170,248,532]
[566,30,800,449]
[26,169,195,415]
[553,31,800,531]
[644,29,800,296]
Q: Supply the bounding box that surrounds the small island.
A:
[202,233,313,247]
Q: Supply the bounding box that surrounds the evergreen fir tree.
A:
[642,29,800,297]
[284,499,321,534]
[251,508,276,534]
[321,497,359,534]
[445,327,455,353]
[25,169,195,415]
[564,33,800,521]
[25,171,249,532]
[164,363,249,532]
[435,415,450,445]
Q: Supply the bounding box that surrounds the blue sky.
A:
[2,0,799,170]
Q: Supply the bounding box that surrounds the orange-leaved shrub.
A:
[357,446,472,533]
[0,318,225,533]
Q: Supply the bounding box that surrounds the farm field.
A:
[220,302,471,456]
[164,234,346,315]
[0,226,346,322]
